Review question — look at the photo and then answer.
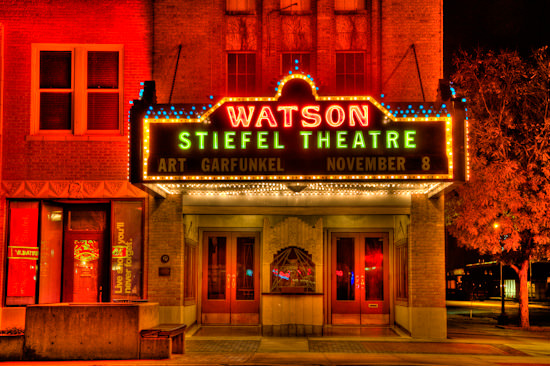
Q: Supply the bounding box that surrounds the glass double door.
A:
[331,233,389,325]
[201,232,260,324]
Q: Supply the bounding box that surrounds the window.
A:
[4,200,144,306]
[281,0,310,12]
[395,242,408,301]
[335,0,365,12]
[184,242,197,304]
[336,52,365,94]
[227,53,256,96]
[270,246,315,293]
[32,44,123,136]
[226,0,255,13]
[281,53,311,75]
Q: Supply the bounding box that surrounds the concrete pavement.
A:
[2,303,549,366]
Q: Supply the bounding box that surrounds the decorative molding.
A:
[1,181,148,199]
[263,216,323,265]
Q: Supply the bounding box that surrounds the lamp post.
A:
[494,222,508,325]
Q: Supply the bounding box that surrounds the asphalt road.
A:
[446,299,550,326]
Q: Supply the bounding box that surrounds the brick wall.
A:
[0,0,152,181]
[0,0,152,309]
[153,0,442,103]
[409,194,446,308]
[147,194,184,306]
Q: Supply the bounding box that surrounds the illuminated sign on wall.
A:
[133,74,465,182]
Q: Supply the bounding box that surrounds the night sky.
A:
[444,0,550,77]
[444,0,550,269]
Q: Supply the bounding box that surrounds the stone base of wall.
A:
[262,324,323,337]
[0,335,24,361]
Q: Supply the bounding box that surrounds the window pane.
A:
[228,53,237,74]
[237,54,247,74]
[69,209,106,231]
[40,51,71,89]
[228,74,237,94]
[355,53,364,73]
[207,236,227,300]
[246,53,256,75]
[184,244,196,301]
[238,75,247,93]
[336,237,355,301]
[364,238,383,300]
[236,237,255,300]
[87,93,119,130]
[40,93,72,130]
[246,75,255,94]
[336,53,345,73]
[88,51,119,89]
[6,201,40,306]
[111,201,144,301]
[346,54,355,73]
[38,204,63,304]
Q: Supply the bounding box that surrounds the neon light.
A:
[278,105,298,127]
[213,131,219,149]
[224,131,236,149]
[404,130,416,148]
[325,105,345,127]
[317,131,330,149]
[369,131,381,148]
[336,131,348,149]
[227,106,255,127]
[300,131,313,149]
[178,131,191,149]
[241,131,252,149]
[301,105,321,127]
[273,132,285,149]
[196,131,208,149]
[352,131,366,148]
[255,106,278,127]
[386,131,399,148]
[349,105,369,126]
[257,131,268,149]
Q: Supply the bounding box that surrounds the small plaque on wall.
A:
[159,267,171,276]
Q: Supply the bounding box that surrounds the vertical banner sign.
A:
[6,202,40,305]
[111,201,143,300]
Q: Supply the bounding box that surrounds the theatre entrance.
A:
[331,232,389,325]
[201,232,260,324]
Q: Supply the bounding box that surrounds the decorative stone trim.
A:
[1,181,147,199]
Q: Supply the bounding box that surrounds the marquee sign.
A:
[131,74,466,183]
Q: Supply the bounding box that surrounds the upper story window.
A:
[226,0,255,13]
[281,53,311,75]
[31,44,123,136]
[335,0,365,12]
[227,52,256,96]
[281,0,311,13]
[336,52,365,94]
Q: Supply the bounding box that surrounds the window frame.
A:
[335,0,366,13]
[280,0,311,14]
[335,51,366,95]
[31,44,124,138]
[226,0,255,14]
[184,241,197,305]
[226,52,257,97]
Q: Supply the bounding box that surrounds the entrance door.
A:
[202,232,260,324]
[331,233,389,325]
[62,206,109,303]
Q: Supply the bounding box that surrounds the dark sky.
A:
[444,0,550,77]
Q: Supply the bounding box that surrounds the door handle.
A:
[232,274,236,289]
[360,275,365,289]
[227,274,231,289]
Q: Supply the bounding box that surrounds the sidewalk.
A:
[2,309,549,366]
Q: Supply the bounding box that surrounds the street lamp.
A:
[493,222,508,325]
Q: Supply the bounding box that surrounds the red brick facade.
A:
[1,0,450,339]
[0,0,152,317]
